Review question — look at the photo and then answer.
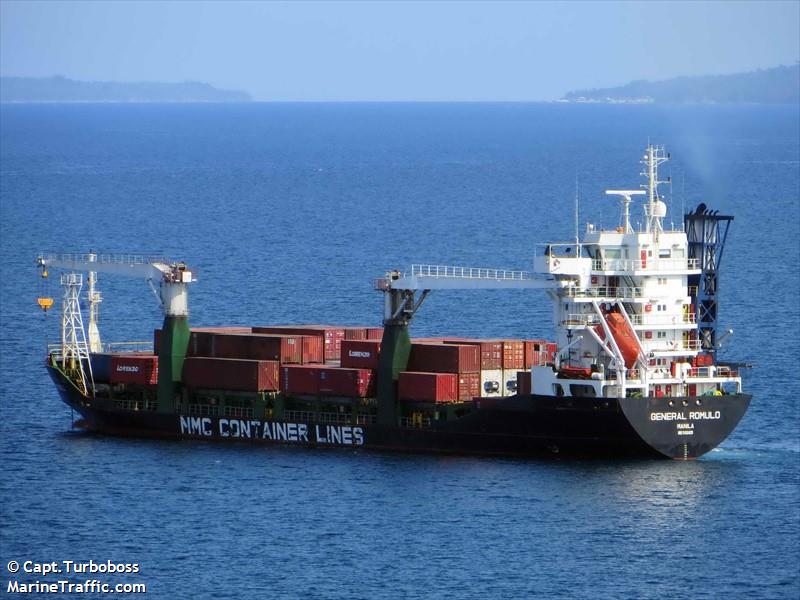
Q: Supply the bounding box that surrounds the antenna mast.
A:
[574,174,580,249]
[640,144,670,234]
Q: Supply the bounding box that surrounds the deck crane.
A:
[373,264,566,425]
[36,252,195,410]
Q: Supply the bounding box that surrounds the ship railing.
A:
[41,252,169,267]
[223,406,254,419]
[688,285,699,297]
[356,414,377,425]
[399,416,432,429]
[100,341,154,354]
[185,404,220,417]
[591,258,699,272]
[284,410,352,425]
[563,314,602,327]
[410,264,533,281]
[565,285,644,298]
[687,366,739,379]
[114,399,157,412]
[647,339,702,351]
[629,313,696,326]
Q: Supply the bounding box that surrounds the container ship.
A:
[38,145,750,459]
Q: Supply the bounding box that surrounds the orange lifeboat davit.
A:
[604,312,640,369]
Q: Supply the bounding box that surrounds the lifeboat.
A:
[594,311,640,369]
[557,365,593,379]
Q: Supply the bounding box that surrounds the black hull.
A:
[48,367,750,460]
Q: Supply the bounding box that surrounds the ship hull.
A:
[48,366,749,460]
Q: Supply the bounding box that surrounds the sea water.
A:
[1,103,798,598]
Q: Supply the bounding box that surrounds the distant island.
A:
[562,63,799,104]
[0,76,252,103]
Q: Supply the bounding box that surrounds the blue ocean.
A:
[1,103,798,599]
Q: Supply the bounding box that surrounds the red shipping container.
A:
[110,354,158,385]
[502,340,525,370]
[341,340,381,370]
[301,335,324,364]
[246,334,304,364]
[281,365,375,397]
[281,365,320,395]
[524,340,549,367]
[457,372,481,401]
[398,372,458,403]
[365,327,384,340]
[344,327,366,341]
[343,326,385,341]
[517,370,532,395]
[546,342,558,363]
[443,339,503,370]
[182,357,279,391]
[210,333,254,359]
[254,325,345,361]
[407,343,480,373]
[188,331,215,356]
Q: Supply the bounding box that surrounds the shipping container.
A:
[210,333,254,359]
[254,325,345,361]
[340,340,381,370]
[110,354,158,385]
[158,326,251,357]
[182,357,279,392]
[407,343,480,373]
[343,326,385,341]
[247,334,304,364]
[479,368,503,397]
[281,365,375,397]
[364,327,384,341]
[398,372,458,403]
[457,372,481,401]
[502,369,520,395]
[524,340,549,367]
[517,370,532,396]
[443,339,503,370]
[546,342,558,363]
[502,340,525,370]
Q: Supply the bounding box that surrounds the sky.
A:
[1,0,798,101]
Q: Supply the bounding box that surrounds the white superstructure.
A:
[530,145,742,400]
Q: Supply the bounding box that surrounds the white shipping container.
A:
[502,369,521,396]
[480,369,503,397]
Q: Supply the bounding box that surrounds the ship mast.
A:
[641,144,670,236]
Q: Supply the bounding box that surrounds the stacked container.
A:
[398,372,458,403]
[343,327,384,341]
[183,357,279,392]
[281,365,375,398]
[254,325,345,361]
[408,343,480,374]
[443,339,503,397]
[110,354,158,385]
[404,343,480,401]
[524,339,549,367]
[340,340,381,370]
